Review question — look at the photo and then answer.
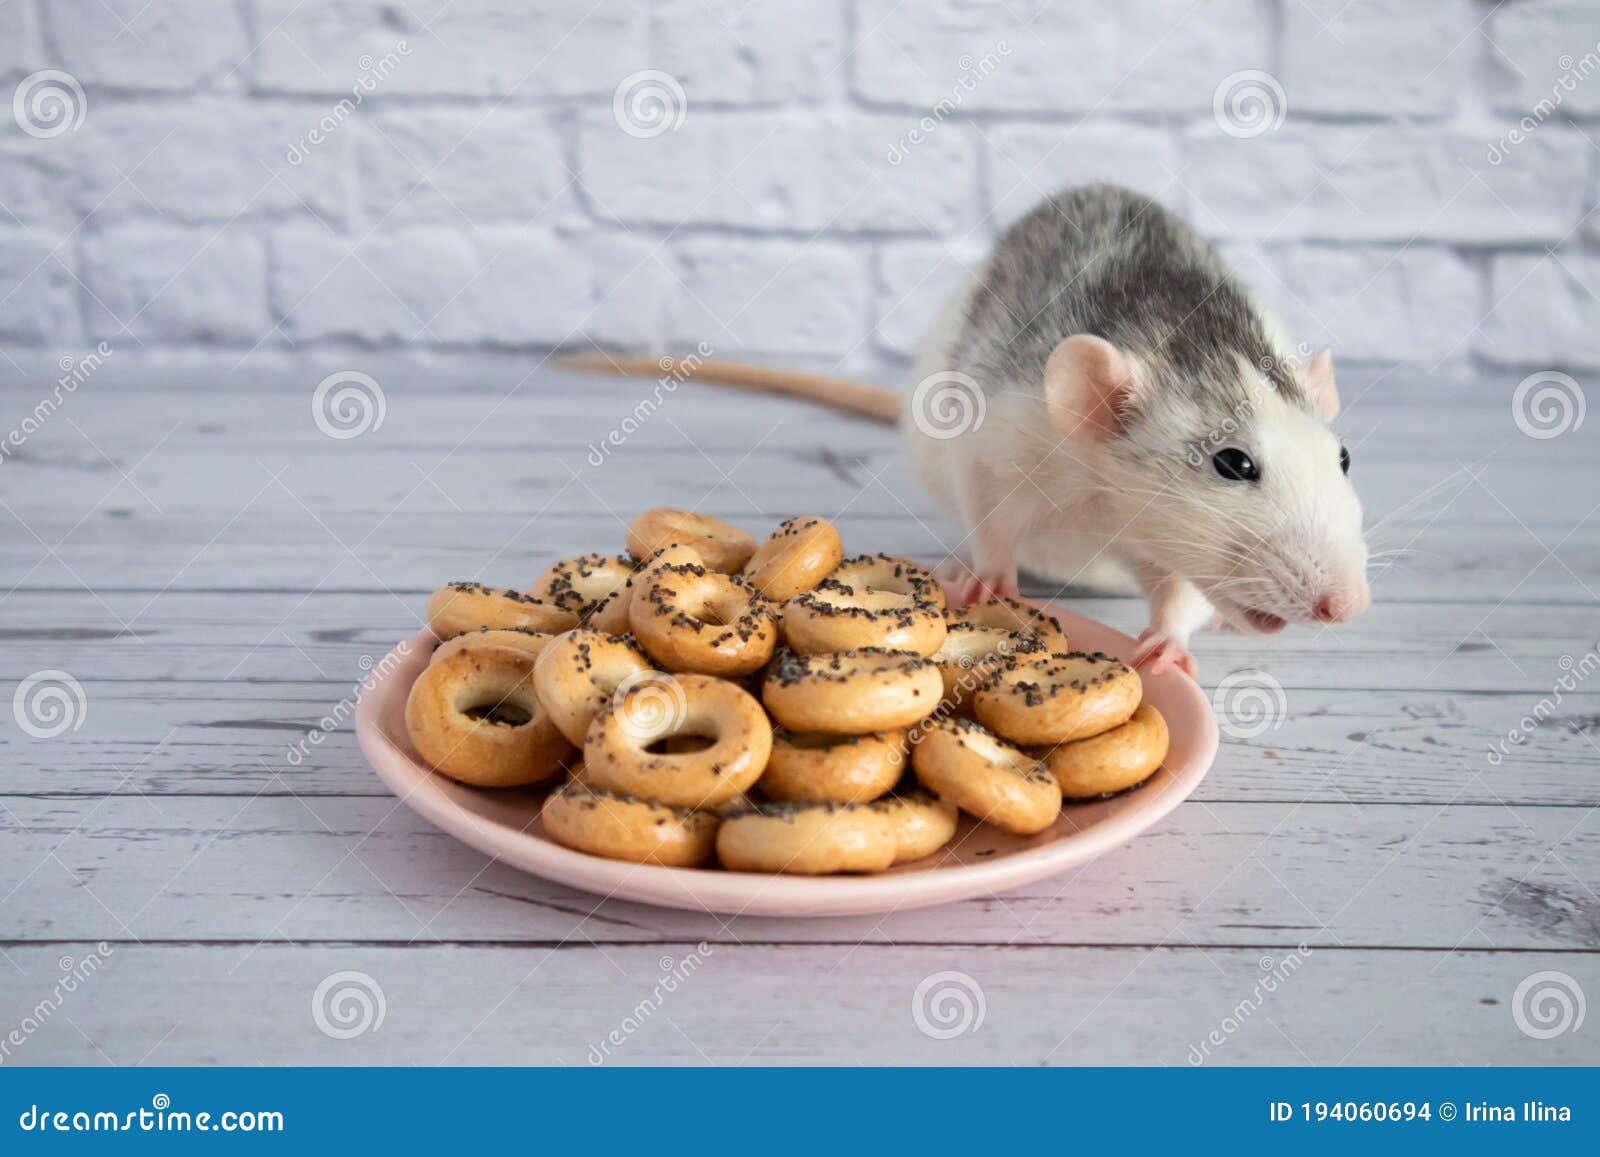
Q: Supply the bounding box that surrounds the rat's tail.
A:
[554,354,902,424]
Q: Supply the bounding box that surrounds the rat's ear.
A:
[1303,347,1340,421]
[1043,335,1138,442]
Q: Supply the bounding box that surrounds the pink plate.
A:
[354,606,1218,917]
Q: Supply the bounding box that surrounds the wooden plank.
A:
[2,371,1582,461]
[0,942,1591,1065]
[3,797,1597,950]
[2,512,1597,607]
[3,440,1594,530]
[0,591,1588,693]
[2,681,1594,805]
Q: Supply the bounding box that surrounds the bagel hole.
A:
[647,732,717,755]
[463,701,534,727]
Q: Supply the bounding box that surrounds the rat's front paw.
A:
[1132,628,1197,678]
[941,563,1019,605]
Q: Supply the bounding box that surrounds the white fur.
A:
[905,281,1370,664]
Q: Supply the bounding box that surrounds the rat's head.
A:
[1044,334,1370,632]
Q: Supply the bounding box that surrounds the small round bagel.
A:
[584,673,772,807]
[716,800,898,875]
[760,728,908,803]
[928,623,1047,711]
[874,788,960,864]
[783,582,948,656]
[947,596,1069,649]
[404,647,572,788]
[762,647,943,735]
[628,560,779,676]
[741,516,845,601]
[1036,703,1169,798]
[626,508,756,573]
[911,717,1061,835]
[528,554,638,627]
[531,628,652,746]
[828,553,946,613]
[541,780,719,867]
[430,627,555,666]
[428,581,578,638]
[975,651,1142,745]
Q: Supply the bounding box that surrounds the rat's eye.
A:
[1211,448,1259,482]
[1339,445,1351,475]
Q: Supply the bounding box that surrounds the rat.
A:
[561,184,1371,677]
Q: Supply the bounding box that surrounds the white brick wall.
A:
[0,0,1596,380]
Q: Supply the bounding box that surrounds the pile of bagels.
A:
[404,507,1169,875]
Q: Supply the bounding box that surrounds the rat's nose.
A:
[1313,587,1368,623]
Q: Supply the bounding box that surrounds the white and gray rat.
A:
[563,183,1372,676]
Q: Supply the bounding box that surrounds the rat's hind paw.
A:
[1131,628,1196,678]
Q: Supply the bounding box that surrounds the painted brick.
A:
[48,0,246,90]
[63,100,350,226]
[874,241,987,358]
[0,231,77,343]
[1283,0,1474,116]
[252,0,646,99]
[1490,0,1600,118]
[984,124,1185,229]
[852,0,1118,112]
[81,226,269,344]
[361,109,574,226]
[667,240,870,357]
[1186,124,1589,242]
[653,0,845,104]
[580,110,978,235]
[272,228,591,346]
[1481,254,1600,367]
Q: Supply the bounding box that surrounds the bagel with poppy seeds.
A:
[531,628,653,746]
[528,554,638,630]
[911,716,1061,835]
[430,626,555,666]
[1035,702,1169,798]
[629,559,779,676]
[974,650,1141,745]
[405,646,571,787]
[759,727,907,803]
[741,516,845,601]
[428,581,578,638]
[626,507,757,573]
[761,647,943,734]
[715,799,898,874]
[584,672,771,808]
[541,780,720,867]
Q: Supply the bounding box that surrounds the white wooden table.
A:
[2,364,1596,1066]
